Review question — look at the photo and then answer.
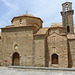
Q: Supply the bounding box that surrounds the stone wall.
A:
[12,17,43,33]
[68,39,75,68]
[34,35,46,67]
[47,33,68,68]
[67,14,74,34]
[1,26,33,66]
[12,18,26,26]
[49,28,66,34]
[0,36,2,66]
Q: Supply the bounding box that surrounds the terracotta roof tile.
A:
[18,14,34,17]
[1,25,33,29]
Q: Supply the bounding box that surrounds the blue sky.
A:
[0,0,75,28]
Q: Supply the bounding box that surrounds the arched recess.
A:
[12,52,20,66]
[51,54,58,64]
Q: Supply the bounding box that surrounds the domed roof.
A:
[18,14,35,17]
[11,14,43,23]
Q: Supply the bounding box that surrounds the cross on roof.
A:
[26,11,28,14]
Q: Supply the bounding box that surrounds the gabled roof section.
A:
[34,27,49,36]
[49,32,66,36]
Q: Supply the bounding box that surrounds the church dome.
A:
[11,14,43,33]
[19,14,35,17]
[11,14,37,23]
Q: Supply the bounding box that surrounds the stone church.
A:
[0,2,75,68]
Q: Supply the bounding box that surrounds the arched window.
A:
[67,26,70,33]
[52,54,58,64]
[12,52,20,66]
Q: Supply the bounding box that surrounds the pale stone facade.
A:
[0,2,75,68]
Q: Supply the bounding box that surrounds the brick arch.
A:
[12,52,20,66]
[51,53,58,64]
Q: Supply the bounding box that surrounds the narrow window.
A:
[20,19,22,24]
[0,36,1,40]
[52,54,58,64]
[67,26,70,33]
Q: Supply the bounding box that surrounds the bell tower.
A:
[61,2,74,34]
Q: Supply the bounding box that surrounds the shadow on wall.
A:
[68,41,72,68]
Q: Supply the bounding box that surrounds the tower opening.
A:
[67,26,70,33]
[12,52,20,66]
[65,4,69,11]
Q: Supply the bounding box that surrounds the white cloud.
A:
[1,0,18,10]
[0,0,20,27]
[0,0,75,28]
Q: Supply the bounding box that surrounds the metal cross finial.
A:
[26,11,28,14]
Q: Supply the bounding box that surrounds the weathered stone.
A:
[0,2,75,68]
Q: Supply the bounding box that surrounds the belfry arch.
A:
[12,52,20,66]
